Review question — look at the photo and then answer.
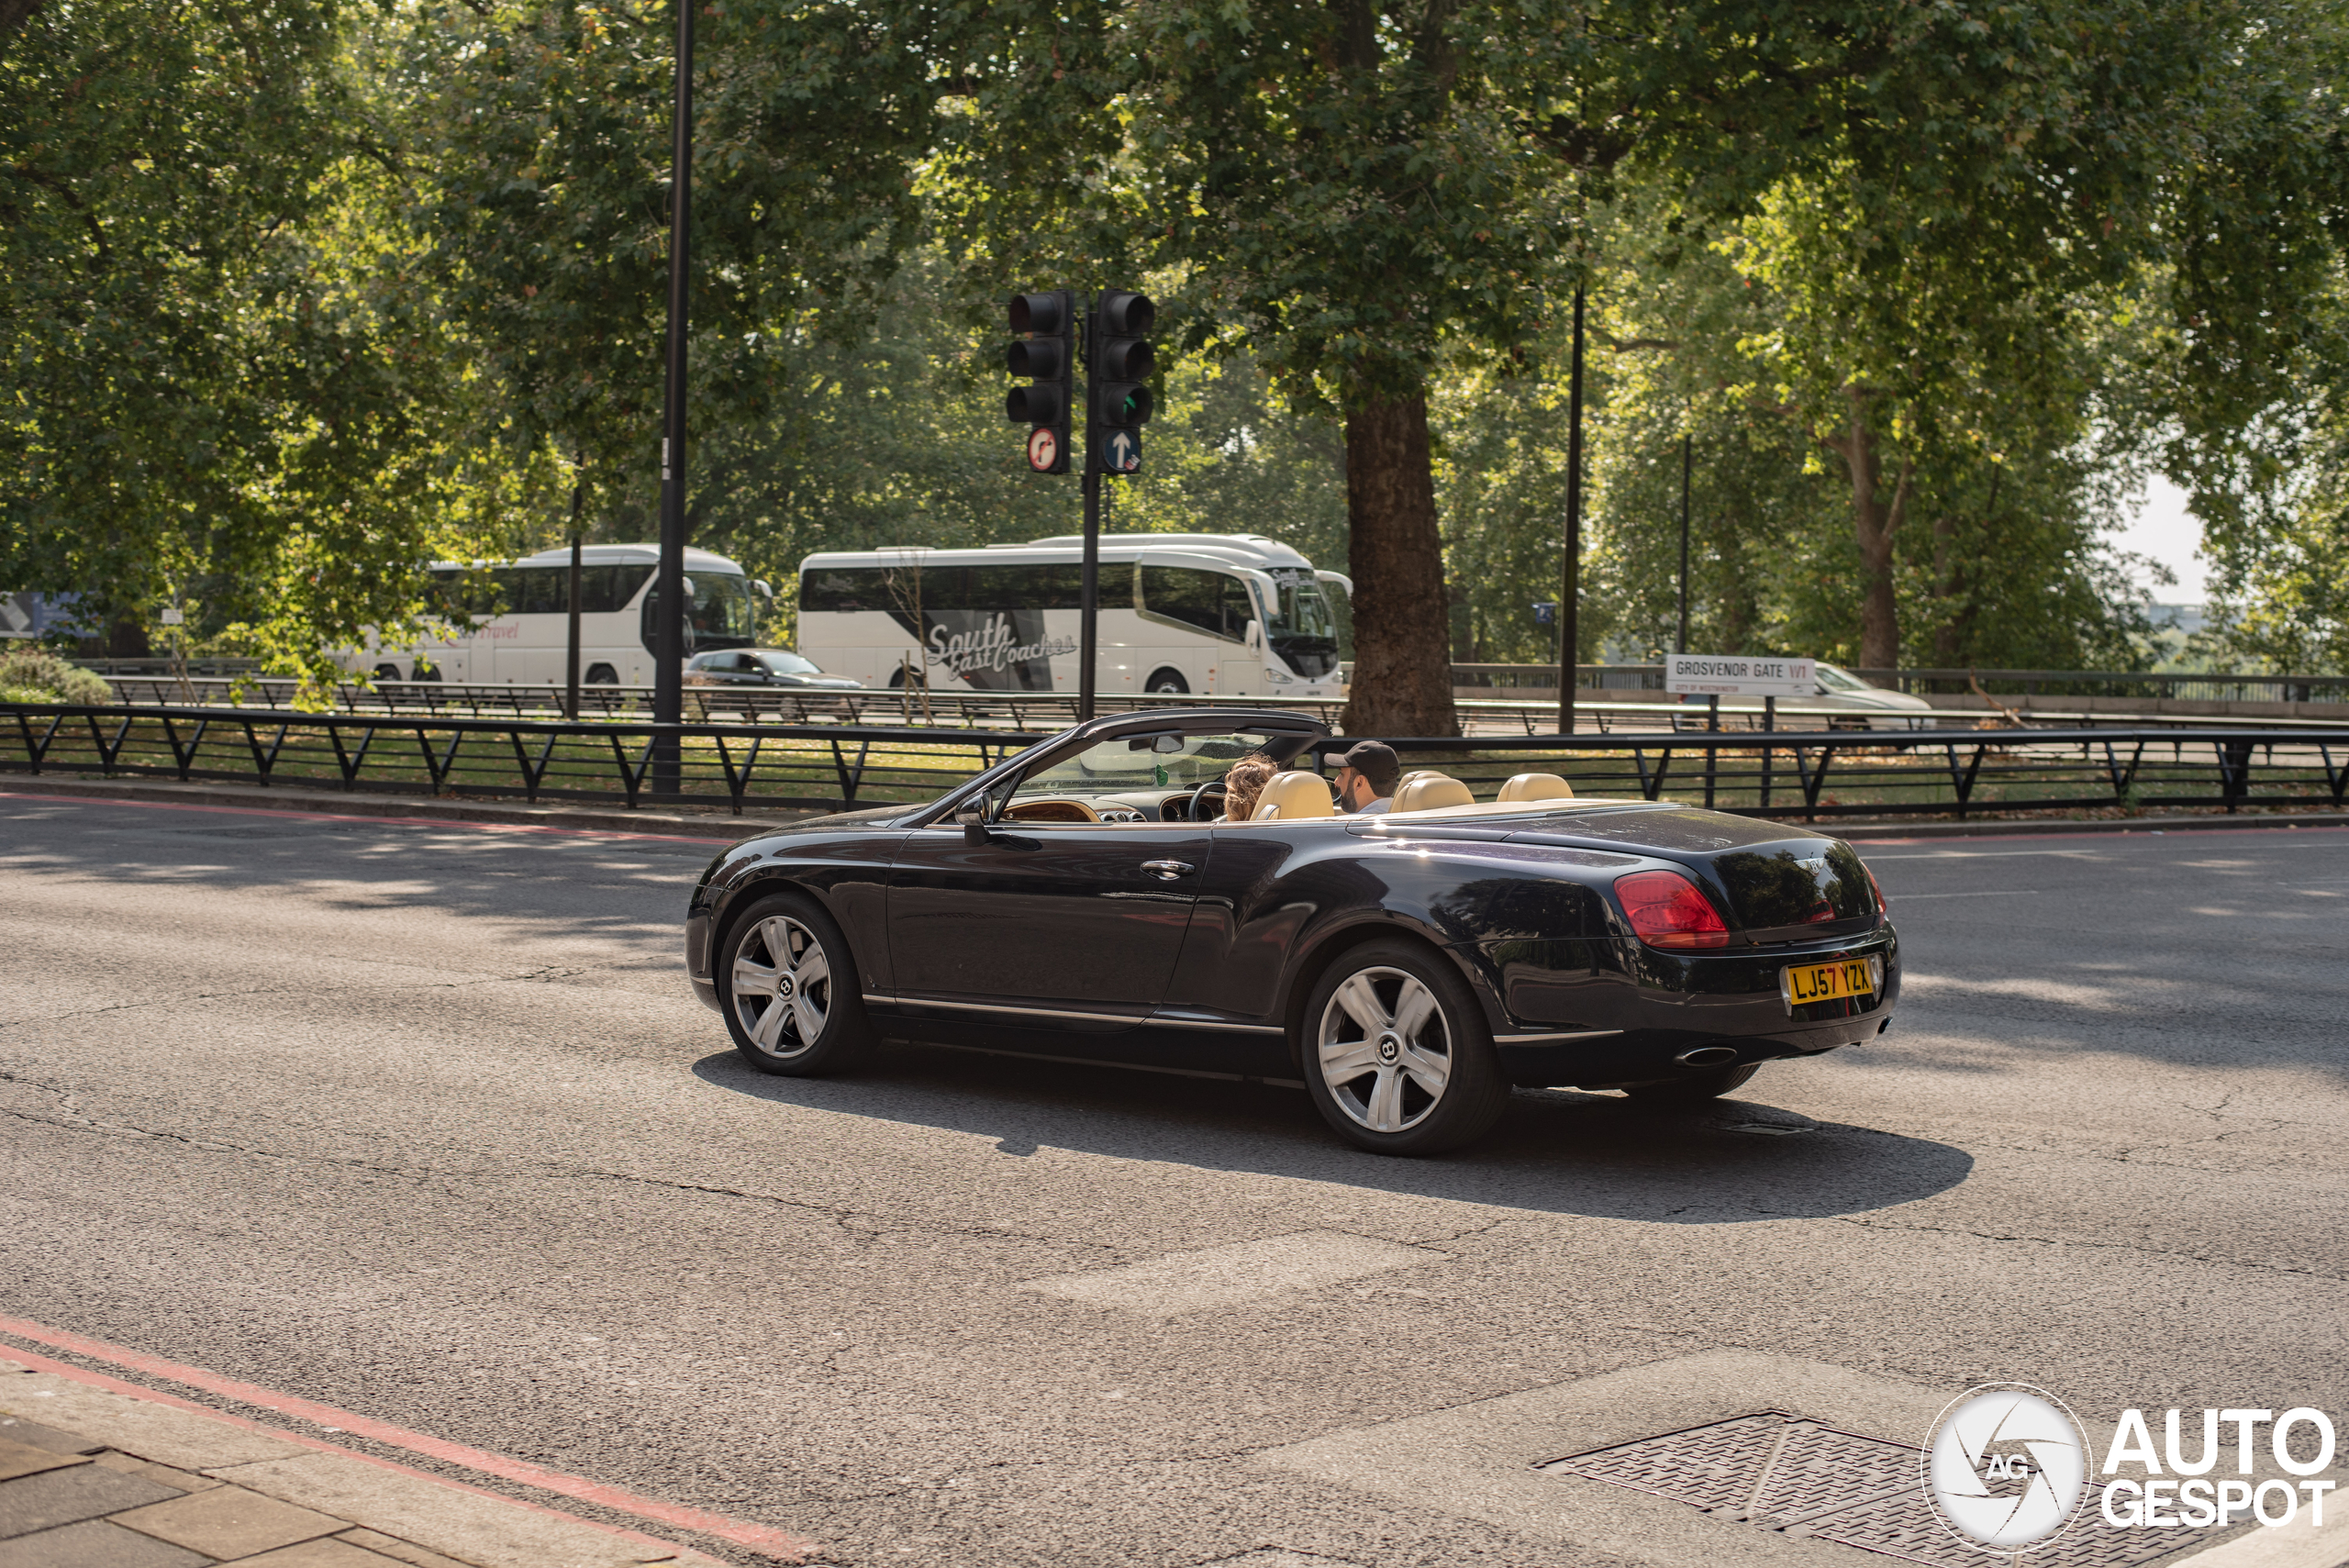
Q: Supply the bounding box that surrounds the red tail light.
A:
[1866,865,1888,912]
[1614,871,1731,951]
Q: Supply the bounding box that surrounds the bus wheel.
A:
[1145,668,1189,695]
[373,663,402,682]
[584,663,618,685]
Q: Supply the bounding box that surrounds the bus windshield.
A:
[640,573,759,651]
[1273,583,1335,640]
[1264,570,1339,676]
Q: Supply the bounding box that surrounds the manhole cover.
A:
[1537,1412,2189,1567]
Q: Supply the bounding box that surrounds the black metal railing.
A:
[1307,728,2349,820]
[12,703,2349,822]
[1861,668,2349,705]
[5,703,1041,816]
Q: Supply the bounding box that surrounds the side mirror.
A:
[1246,618,1264,653]
[754,579,774,598]
[955,800,988,844]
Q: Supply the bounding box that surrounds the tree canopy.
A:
[6,0,2344,709]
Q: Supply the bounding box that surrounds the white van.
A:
[796,534,1350,699]
[344,544,767,684]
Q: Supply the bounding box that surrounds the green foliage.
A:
[1,0,560,691]
[7,0,2345,694]
[0,645,113,705]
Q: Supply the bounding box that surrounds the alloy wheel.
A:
[1316,965,1453,1132]
[730,915,832,1059]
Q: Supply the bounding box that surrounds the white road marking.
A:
[1021,1230,1439,1317]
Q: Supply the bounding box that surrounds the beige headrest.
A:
[1250,770,1334,820]
[1497,772,1575,803]
[1392,773,1475,813]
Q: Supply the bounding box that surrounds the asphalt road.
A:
[1,790,2343,1568]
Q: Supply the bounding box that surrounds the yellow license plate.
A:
[1782,958,1876,1007]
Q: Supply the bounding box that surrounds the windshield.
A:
[640,572,758,652]
[757,651,821,675]
[1271,583,1335,640]
[1018,730,1301,795]
[1814,662,1870,694]
[1262,568,1338,675]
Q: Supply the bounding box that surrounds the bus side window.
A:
[1140,566,1251,642]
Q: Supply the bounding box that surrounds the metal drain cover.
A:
[1537,1412,2188,1567]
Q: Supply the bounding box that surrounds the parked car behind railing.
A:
[685,648,864,692]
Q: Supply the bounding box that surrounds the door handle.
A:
[1141,860,1196,881]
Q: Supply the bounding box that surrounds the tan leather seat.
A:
[1497,772,1574,803]
[1391,773,1475,813]
[1249,770,1335,820]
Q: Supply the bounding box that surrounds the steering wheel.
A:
[1188,784,1228,822]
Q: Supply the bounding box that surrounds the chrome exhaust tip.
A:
[1675,1045,1740,1068]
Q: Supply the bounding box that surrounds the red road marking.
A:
[0,788,740,843]
[0,1314,816,1561]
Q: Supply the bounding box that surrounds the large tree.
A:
[1,0,538,681]
[392,0,953,523]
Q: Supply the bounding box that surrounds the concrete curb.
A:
[0,1357,735,1567]
[0,1336,818,1566]
[0,773,811,840]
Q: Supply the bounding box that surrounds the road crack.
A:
[1823,1211,2343,1282]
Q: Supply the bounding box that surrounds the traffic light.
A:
[1006,290,1074,474]
[1090,290,1155,475]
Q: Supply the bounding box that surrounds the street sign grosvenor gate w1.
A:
[1664,652,1817,696]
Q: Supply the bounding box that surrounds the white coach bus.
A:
[795,533,1350,699]
[343,543,769,684]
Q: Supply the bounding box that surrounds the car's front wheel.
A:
[719,893,873,1075]
[1301,940,1508,1155]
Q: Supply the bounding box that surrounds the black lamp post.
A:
[651,0,694,793]
[1555,284,1586,736]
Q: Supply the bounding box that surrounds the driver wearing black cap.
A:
[1334,740,1400,815]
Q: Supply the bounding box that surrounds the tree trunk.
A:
[1932,462,1996,665]
[1340,389,1457,737]
[1931,512,1961,665]
[1820,389,1910,673]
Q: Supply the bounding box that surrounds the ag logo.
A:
[1923,1384,2089,1550]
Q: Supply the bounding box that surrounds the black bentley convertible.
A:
[685,708,1898,1154]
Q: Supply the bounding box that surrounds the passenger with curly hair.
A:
[1221,753,1279,820]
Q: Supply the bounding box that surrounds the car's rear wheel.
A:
[1624,1063,1760,1103]
[719,893,873,1076]
[1301,940,1508,1155]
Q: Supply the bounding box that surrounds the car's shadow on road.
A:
[688,1043,1971,1225]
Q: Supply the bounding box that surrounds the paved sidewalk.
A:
[0,1358,728,1568]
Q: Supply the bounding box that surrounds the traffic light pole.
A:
[1077,293,1098,722]
[1078,462,1101,722]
